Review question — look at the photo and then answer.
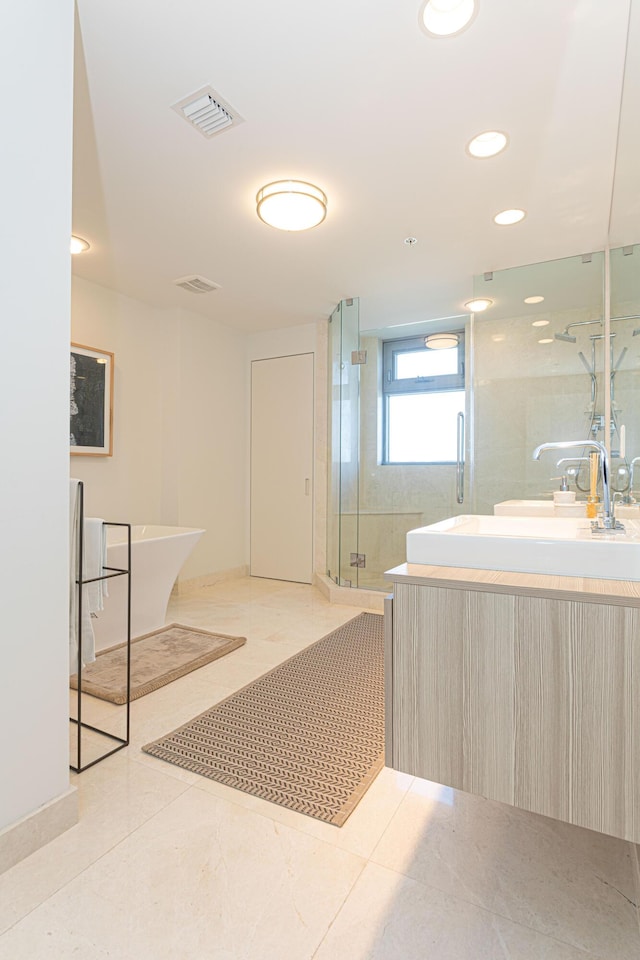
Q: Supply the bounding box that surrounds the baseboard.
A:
[173,565,249,596]
[0,786,78,875]
[313,573,385,613]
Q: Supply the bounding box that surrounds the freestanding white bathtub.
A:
[91,525,204,652]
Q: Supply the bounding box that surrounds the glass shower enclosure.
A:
[327,298,362,587]
[327,296,471,589]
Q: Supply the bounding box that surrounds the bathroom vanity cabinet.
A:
[384,564,640,843]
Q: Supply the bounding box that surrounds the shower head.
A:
[555,319,601,343]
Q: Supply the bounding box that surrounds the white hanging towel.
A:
[84,517,109,613]
[69,480,105,672]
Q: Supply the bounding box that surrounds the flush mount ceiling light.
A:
[524,295,544,304]
[466,131,508,159]
[464,298,493,312]
[532,319,550,327]
[70,235,90,254]
[494,208,526,225]
[425,333,459,350]
[256,180,327,231]
[420,0,478,37]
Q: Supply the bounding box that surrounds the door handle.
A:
[305,478,311,496]
[456,412,465,504]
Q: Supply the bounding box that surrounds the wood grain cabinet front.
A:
[386,578,640,843]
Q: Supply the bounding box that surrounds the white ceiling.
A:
[72,0,638,334]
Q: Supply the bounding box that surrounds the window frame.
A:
[381,332,466,465]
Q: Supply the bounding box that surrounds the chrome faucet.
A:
[629,457,640,497]
[624,456,640,503]
[532,440,623,531]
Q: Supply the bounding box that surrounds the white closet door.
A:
[250,353,314,582]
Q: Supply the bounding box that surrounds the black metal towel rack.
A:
[70,480,131,773]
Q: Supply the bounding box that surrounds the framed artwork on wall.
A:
[70,343,114,456]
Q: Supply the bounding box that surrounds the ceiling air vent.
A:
[171,86,243,139]
[174,275,221,294]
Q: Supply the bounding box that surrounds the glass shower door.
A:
[354,324,471,591]
[327,298,361,586]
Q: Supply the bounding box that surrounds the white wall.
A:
[177,308,247,578]
[71,279,247,580]
[0,0,74,829]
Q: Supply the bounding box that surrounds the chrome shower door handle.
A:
[456,411,465,504]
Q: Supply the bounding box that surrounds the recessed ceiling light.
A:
[524,295,544,304]
[404,237,418,245]
[256,180,327,231]
[419,0,478,38]
[70,235,90,254]
[467,131,508,159]
[538,338,553,344]
[464,298,493,312]
[532,319,550,327]
[494,209,526,225]
[425,333,460,350]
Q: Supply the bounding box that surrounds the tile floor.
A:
[1,577,639,959]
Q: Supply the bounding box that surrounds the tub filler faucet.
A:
[532,439,624,532]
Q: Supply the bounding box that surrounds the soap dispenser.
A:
[553,476,575,505]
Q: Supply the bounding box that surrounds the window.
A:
[382,333,465,463]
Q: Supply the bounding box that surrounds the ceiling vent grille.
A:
[171,86,243,139]
[174,275,221,294]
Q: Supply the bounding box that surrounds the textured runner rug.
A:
[70,623,246,704]
[142,612,385,826]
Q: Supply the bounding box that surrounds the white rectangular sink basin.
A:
[494,499,584,517]
[406,514,640,580]
[494,500,640,520]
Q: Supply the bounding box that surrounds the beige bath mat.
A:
[70,623,246,704]
[142,612,385,826]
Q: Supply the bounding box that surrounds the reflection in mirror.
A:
[471,253,605,512]
[609,1,640,507]
[610,243,640,500]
